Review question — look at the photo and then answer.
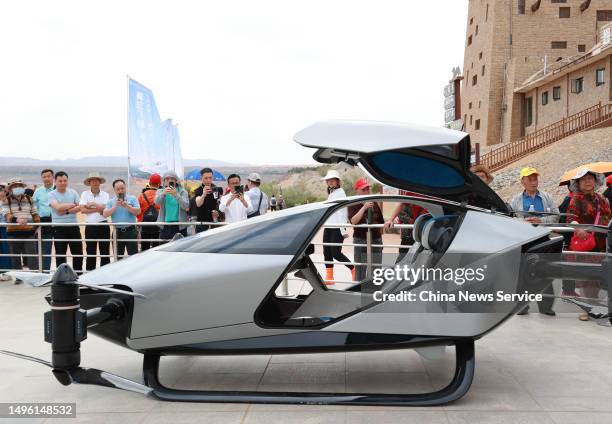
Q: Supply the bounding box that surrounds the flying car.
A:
[2,120,610,406]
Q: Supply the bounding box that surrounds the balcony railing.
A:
[480,102,612,171]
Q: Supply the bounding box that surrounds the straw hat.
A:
[6,177,26,190]
[83,172,106,186]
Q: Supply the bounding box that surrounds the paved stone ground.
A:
[1,280,612,424]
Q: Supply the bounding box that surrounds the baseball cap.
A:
[519,167,539,179]
[353,178,370,191]
[607,174,612,186]
[149,173,162,186]
[247,172,262,183]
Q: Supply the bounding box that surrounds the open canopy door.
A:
[294,120,508,213]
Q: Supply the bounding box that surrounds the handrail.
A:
[1,221,607,277]
[480,102,612,171]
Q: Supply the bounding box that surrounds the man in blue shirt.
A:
[32,169,55,271]
[48,171,83,273]
[509,167,559,316]
[103,179,140,259]
[509,167,559,225]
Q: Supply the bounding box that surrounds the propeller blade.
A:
[3,269,146,299]
[4,271,52,287]
[57,367,153,396]
[0,350,52,368]
[0,351,152,396]
[76,282,146,299]
[541,223,611,234]
[560,297,610,318]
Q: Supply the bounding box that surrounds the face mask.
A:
[12,187,25,196]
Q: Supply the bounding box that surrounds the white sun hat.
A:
[321,169,342,181]
[569,168,605,192]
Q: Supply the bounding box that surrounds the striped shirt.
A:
[1,195,40,235]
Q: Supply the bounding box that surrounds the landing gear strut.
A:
[142,339,475,406]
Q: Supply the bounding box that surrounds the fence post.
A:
[112,225,118,261]
[277,276,292,298]
[37,224,43,273]
[366,211,373,281]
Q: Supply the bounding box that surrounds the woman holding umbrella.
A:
[566,168,611,321]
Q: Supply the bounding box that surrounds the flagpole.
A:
[126,75,131,195]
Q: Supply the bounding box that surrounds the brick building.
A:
[462,0,612,147]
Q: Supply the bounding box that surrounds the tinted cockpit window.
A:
[161,208,328,255]
[369,151,466,189]
[414,144,460,159]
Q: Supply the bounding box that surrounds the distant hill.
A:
[0,156,250,168]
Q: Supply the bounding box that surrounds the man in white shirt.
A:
[219,174,253,224]
[79,172,110,271]
[245,172,268,218]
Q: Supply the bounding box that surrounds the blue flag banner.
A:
[127,78,183,179]
[162,119,184,179]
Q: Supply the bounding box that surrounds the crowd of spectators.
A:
[1,163,610,322]
[0,167,284,275]
[319,164,610,323]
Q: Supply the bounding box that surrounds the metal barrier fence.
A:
[0,221,607,280]
[0,221,227,273]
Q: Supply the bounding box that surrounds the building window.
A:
[596,10,612,21]
[486,4,489,21]
[553,86,561,100]
[479,52,483,60]
[578,44,586,53]
[518,0,526,14]
[478,101,481,108]
[559,7,571,18]
[475,119,481,130]
[551,41,567,49]
[596,68,606,86]
[481,65,485,76]
[542,91,549,105]
[525,97,533,127]
[469,102,473,109]
[552,0,567,3]
[470,17,473,25]
[472,74,478,86]
[476,25,479,35]
[468,35,472,46]
[470,115,473,125]
[571,77,584,93]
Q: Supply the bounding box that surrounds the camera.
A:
[234,185,243,194]
[118,193,125,201]
[168,181,176,188]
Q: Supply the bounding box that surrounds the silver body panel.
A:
[294,120,467,151]
[80,197,554,348]
[81,251,295,340]
[323,211,551,337]
[79,120,553,350]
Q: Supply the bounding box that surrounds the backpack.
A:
[141,191,159,231]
